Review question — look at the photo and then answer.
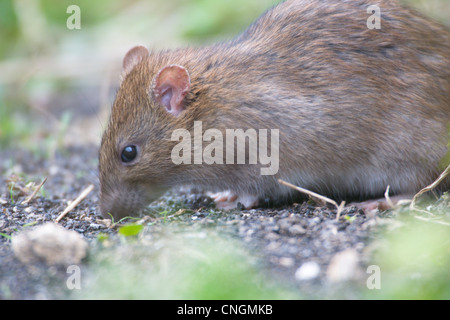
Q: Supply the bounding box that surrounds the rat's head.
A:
[99,46,194,220]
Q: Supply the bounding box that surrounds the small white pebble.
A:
[295,261,320,281]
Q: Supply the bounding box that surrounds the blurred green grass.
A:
[365,207,450,300]
[77,229,299,299]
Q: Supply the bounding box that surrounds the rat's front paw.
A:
[207,191,259,210]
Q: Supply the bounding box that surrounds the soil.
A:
[0,142,395,300]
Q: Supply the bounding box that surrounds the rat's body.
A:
[99,0,450,219]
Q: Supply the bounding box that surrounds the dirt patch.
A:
[0,145,390,299]
[0,145,447,299]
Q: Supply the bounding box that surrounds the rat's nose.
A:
[99,185,145,221]
[99,201,118,220]
[99,197,144,221]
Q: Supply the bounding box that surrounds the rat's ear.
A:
[122,46,149,75]
[152,65,191,116]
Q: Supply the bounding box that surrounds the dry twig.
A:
[410,164,450,214]
[55,184,94,223]
[383,185,395,209]
[278,179,345,220]
[414,215,450,227]
[23,177,48,205]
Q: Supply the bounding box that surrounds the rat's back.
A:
[218,0,450,198]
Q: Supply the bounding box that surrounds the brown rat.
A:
[99,0,450,220]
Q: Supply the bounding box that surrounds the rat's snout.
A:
[98,180,168,221]
[99,183,148,221]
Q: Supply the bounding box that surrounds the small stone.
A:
[265,241,281,252]
[89,223,103,230]
[289,224,306,236]
[326,248,359,283]
[12,222,88,266]
[96,219,112,228]
[295,261,321,281]
[279,257,295,267]
[24,207,33,214]
[265,232,280,241]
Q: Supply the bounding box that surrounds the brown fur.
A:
[99,0,450,219]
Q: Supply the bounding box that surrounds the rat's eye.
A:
[121,145,138,163]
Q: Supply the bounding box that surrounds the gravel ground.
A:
[2,143,447,299]
[0,144,394,299]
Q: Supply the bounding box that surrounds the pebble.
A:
[295,261,321,281]
[289,224,306,236]
[326,248,360,283]
[12,222,88,266]
[279,257,295,267]
[89,223,103,230]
